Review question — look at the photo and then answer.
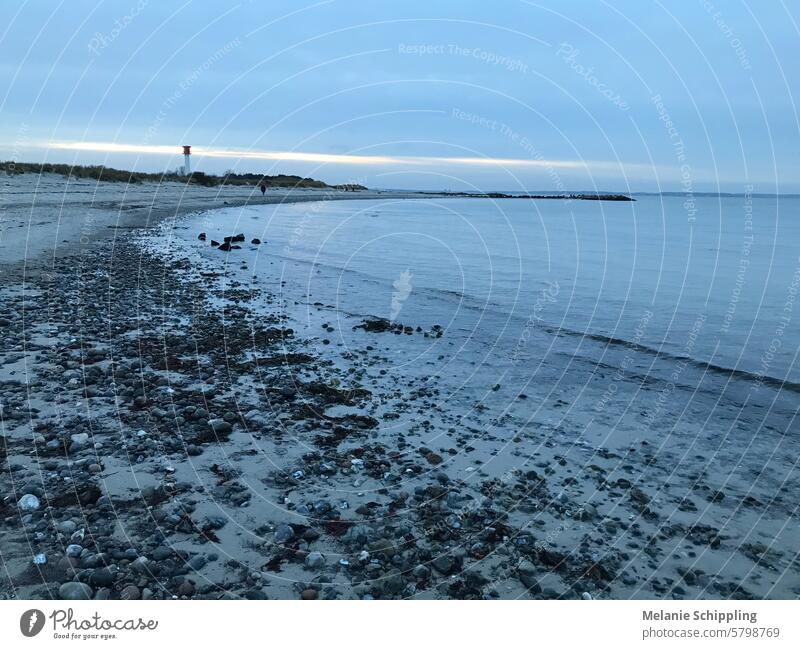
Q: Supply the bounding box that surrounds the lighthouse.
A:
[182,145,191,175]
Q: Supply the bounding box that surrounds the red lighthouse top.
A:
[182,145,191,155]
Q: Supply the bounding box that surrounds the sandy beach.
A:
[1,175,798,601]
[0,174,436,264]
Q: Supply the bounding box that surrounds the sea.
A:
[146,193,800,489]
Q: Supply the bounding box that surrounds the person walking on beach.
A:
[259,182,266,196]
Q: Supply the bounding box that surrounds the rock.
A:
[251,238,261,245]
[59,582,94,600]
[198,233,206,241]
[207,418,232,435]
[203,515,227,531]
[140,485,166,506]
[582,591,593,600]
[432,555,453,574]
[425,453,443,465]
[65,544,83,558]
[57,520,77,536]
[120,585,141,600]
[369,538,397,558]
[412,564,430,580]
[378,574,405,596]
[301,588,318,600]
[50,481,101,507]
[210,240,220,247]
[244,409,267,426]
[519,573,541,593]
[305,552,325,570]
[218,242,232,252]
[70,432,90,450]
[364,562,382,576]
[57,557,79,578]
[18,494,40,511]
[88,568,115,588]
[176,580,195,597]
[274,524,294,544]
[152,546,173,561]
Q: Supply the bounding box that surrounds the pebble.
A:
[120,585,141,600]
[57,520,77,535]
[301,588,318,600]
[176,581,195,597]
[305,551,325,570]
[578,503,598,521]
[65,544,83,558]
[152,546,173,561]
[70,432,90,448]
[88,568,115,588]
[18,494,40,511]
[59,582,94,600]
[57,557,78,577]
[208,418,232,435]
[273,523,294,544]
[426,453,443,465]
[412,564,430,580]
[432,555,453,574]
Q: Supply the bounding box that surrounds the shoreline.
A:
[0,173,458,270]
[1,179,797,600]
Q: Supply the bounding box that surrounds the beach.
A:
[1,175,798,601]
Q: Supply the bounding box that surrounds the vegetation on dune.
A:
[219,171,327,189]
[0,161,365,190]
[1,161,154,183]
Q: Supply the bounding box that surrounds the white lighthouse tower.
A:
[182,145,191,175]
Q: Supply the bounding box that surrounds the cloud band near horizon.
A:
[42,140,649,173]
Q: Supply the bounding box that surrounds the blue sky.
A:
[1,0,798,191]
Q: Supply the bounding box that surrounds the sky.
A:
[1,0,798,192]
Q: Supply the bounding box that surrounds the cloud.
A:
[44,139,647,174]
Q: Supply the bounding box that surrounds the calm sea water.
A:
[155,194,800,455]
[210,196,798,377]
